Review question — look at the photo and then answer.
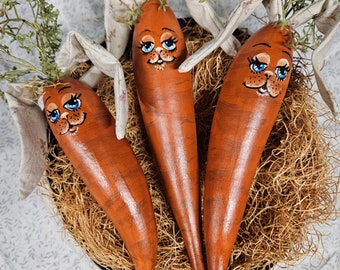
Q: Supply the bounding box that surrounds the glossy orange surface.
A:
[203,24,293,270]
[132,1,204,269]
[43,77,157,270]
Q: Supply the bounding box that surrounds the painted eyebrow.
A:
[45,96,51,103]
[58,85,72,93]
[44,85,71,103]
[282,50,291,58]
[252,42,271,48]
[162,27,175,33]
[140,29,151,34]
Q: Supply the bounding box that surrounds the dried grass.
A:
[44,22,339,269]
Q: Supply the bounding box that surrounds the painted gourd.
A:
[132,1,205,269]
[43,77,158,270]
[203,24,293,270]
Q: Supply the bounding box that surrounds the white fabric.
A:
[0,1,339,269]
[178,0,263,73]
[262,0,283,22]
[290,0,340,115]
[311,20,340,115]
[56,31,128,139]
[3,84,47,199]
[185,0,241,56]
[0,98,100,270]
[104,0,144,59]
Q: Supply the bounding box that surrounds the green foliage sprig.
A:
[0,0,62,84]
[119,0,172,27]
[283,0,324,52]
[158,0,169,11]
[118,0,142,28]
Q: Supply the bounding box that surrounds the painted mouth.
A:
[148,57,176,71]
[243,81,277,97]
[257,85,269,96]
[68,125,79,134]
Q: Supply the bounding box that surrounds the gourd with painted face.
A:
[132,1,205,269]
[203,24,293,270]
[43,77,158,270]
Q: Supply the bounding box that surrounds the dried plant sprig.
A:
[118,0,143,28]
[197,0,216,3]
[283,0,315,17]
[118,0,171,27]
[282,0,324,52]
[158,0,169,11]
[0,0,62,85]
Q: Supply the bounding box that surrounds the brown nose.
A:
[264,70,273,78]
[155,47,163,53]
[60,112,69,120]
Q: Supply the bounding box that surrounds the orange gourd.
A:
[203,24,293,270]
[43,77,158,270]
[132,1,204,269]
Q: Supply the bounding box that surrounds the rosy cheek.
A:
[244,74,267,88]
[148,52,158,63]
[68,112,85,126]
[57,119,69,135]
[160,50,174,62]
[266,79,282,97]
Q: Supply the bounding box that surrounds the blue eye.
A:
[48,109,60,123]
[140,41,154,53]
[276,65,290,80]
[249,57,267,73]
[64,94,81,111]
[162,38,176,51]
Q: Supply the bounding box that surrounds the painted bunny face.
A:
[137,28,179,71]
[238,25,293,99]
[44,85,86,135]
[243,43,292,98]
[133,1,187,72]
[42,79,93,136]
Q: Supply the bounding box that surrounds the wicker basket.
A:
[45,21,338,269]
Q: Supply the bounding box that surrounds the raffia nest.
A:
[44,21,339,269]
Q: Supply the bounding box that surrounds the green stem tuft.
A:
[282,0,324,52]
[0,0,62,87]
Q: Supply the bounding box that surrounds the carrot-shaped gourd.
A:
[132,1,204,269]
[203,24,293,269]
[43,77,158,270]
